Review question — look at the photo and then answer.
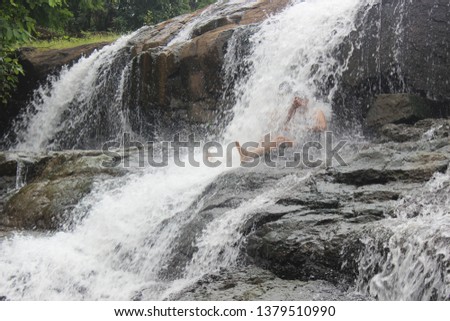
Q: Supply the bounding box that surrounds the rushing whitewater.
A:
[0,0,375,300]
[356,167,450,300]
[8,29,144,151]
[2,0,447,301]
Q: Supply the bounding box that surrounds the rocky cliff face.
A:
[128,0,450,134]
[337,0,450,126]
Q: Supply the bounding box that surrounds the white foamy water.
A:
[0,0,384,300]
[0,160,229,300]
[356,168,450,300]
[10,29,145,152]
[223,0,376,143]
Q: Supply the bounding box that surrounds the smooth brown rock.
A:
[18,43,110,82]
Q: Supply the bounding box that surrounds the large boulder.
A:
[0,151,126,230]
[366,94,437,128]
[128,0,290,134]
[336,0,450,127]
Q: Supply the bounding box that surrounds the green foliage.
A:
[1,0,218,105]
[0,55,24,104]
[62,1,217,34]
[24,32,120,50]
[0,0,67,105]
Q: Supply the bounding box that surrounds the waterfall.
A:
[7,29,146,152]
[222,0,377,144]
[0,0,406,300]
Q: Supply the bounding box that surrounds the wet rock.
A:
[241,118,449,288]
[18,43,111,83]
[0,151,127,230]
[330,146,449,186]
[366,94,435,128]
[245,211,369,284]
[129,0,290,132]
[170,266,368,301]
[337,0,450,127]
[379,118,450,143]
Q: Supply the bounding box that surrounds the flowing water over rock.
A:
[356,167,450,300]
[0,0,449,301]
[6,30,145,151]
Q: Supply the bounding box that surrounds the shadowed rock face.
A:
[336,0,450,128]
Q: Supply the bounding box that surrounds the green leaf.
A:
[6,28,13,41]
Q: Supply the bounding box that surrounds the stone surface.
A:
[336,0,450,128]
[330,148,449,186]
[366,94,436,128]
[0,151,126,230]
[378,118,450,143]
[169,266,368,301]
[165,118,449,294]
[127,0,290,134]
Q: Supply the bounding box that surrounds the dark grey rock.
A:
[170,266,369,301]
[336,0,450,128]
[366,94,436,128]
[330,146,449,186]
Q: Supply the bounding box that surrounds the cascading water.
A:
[3,0,445,301]
[356,167,450,300]
[6,29,146,152]
[222,0,377,144]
